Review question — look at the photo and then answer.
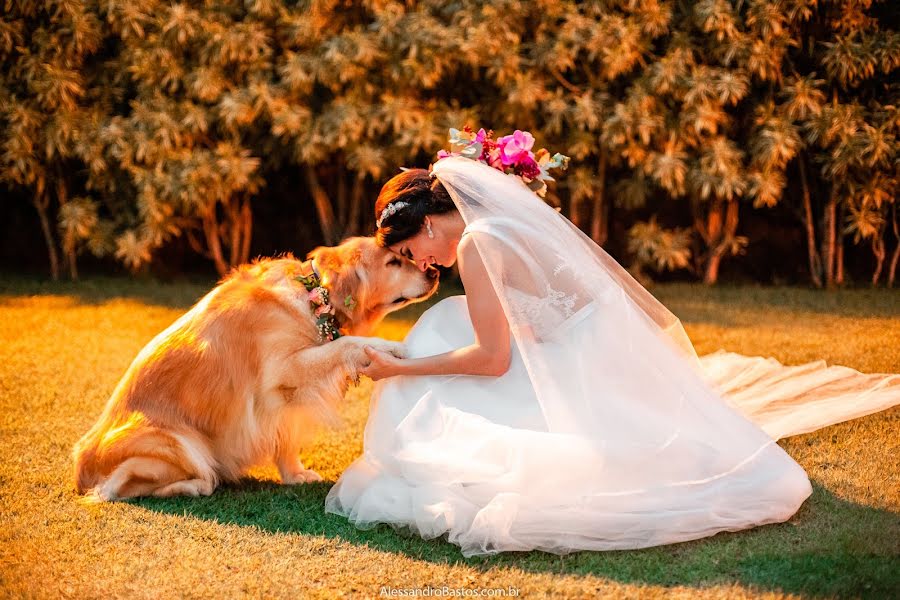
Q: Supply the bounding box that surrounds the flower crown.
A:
[436,126,570,197]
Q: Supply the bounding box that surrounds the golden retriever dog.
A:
[73,236,438,501]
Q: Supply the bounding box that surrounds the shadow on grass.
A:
[136,479,900,599]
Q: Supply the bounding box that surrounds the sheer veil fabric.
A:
[325,156,900,556]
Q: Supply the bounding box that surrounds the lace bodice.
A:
[459,218,595,341]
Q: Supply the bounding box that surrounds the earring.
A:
[426,220,434,238]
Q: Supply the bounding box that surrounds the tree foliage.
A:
[1,0,897,285]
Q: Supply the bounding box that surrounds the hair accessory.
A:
[435,126,569,197]
[376,200,410,228]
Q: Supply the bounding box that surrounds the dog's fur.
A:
[72,237,438,501]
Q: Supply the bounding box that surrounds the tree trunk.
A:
[347,176,364,238]
[706,197,724,246]
[337,161,348,233]
[888,203,898,288]
[33,192,60,281]
[66,243,78,281]
[835,202,845,286]
[871,235,885,286]
[306,164,339,245]
[704,244,727,284]
[203,206,229,276]
[53,172,79,281]
[691,195,710,275]
[703,198,739,285]
[798,157,822,287]
[821,190,837,288]
[228,201,241,268]
[239,197,252,265]
[570,196,583,230]
[590,150,608,245]
[224,197,254,267]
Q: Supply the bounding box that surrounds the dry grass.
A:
[0,276,897,599]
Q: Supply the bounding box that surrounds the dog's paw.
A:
[372,340,407,359]
[281,468,323,485]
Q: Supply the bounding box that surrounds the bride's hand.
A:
[360,345,403,381]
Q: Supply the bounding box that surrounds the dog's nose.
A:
[425,267,439,280]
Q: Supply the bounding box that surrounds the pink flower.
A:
[315,304,335,317]
[474,128,487,143]
[485,146,504,170]
[308,287,326,304]
[516,153,541,179]
[498,130,535,166]
[437,149,453,159]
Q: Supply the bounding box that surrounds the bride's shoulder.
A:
[461,217,537,254]
[460,217,519,241]
[463,216,507,233]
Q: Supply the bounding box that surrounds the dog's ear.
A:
[306,245,332,266]
[314,243,367,321]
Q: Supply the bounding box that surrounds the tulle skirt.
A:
[325,296,898,556]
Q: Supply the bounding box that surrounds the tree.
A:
[1,0,896,286]
[0,0,105,279]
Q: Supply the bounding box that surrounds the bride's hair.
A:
[374,169,456,247]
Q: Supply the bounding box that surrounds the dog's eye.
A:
[393,297,408,304]
[387,257,402,267]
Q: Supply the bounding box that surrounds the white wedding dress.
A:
[325,157,900,557]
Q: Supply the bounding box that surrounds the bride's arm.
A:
[360,235,511,380]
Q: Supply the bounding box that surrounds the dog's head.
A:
[308,236,439,335]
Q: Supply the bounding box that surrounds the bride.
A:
[324,135,900,557]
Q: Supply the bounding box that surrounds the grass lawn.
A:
[1,275,898,599]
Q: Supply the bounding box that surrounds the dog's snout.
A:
[425,267,439,280]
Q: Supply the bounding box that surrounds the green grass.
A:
[1,275,898,599]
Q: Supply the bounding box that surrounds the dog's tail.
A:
[72,411,140,496]
[72,425,103,495]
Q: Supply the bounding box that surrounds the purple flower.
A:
[498,130,535,166]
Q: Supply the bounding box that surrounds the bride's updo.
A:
[374,169,456,247]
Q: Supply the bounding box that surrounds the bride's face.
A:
[388,216,458,272]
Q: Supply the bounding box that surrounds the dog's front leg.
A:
[276,453,323,484]
[272,337,405,485]
[335,335,407,384]
[287,335,407,385]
